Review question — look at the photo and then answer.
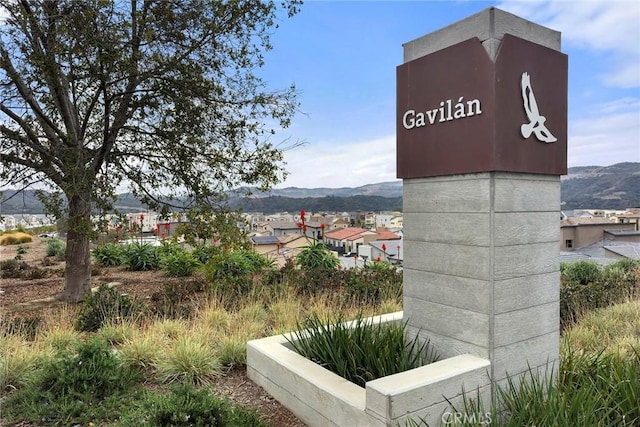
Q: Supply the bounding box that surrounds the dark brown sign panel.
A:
[397,34,567,178]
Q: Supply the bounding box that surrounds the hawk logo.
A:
[520,72,557,143]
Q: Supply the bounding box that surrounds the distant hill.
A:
[2,163,638,215]
[252,181,402,199]
[561,162,640,210]
[232,194,402,213]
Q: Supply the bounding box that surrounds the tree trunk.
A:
[57,193,93,302]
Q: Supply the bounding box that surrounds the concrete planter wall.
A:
[247,312,492,426]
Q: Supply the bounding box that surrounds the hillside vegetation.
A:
[2,163,638,214]
[561,162,640,210]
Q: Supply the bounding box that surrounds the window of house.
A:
[565,239,573,249]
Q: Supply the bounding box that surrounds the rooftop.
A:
[324,227,367,240]
[251,236,280,245]
[561,217,615,226]
[604,243,640,260]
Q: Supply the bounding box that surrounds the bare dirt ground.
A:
[0,236,305,427]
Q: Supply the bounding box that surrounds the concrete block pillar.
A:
[397,8,567,386]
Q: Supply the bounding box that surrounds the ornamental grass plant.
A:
[119,332,161,373]
[0,334,52,391]
[153,335,222,386]
[448,299,640,427]
[287,313,439,388]
[0,231,33,245]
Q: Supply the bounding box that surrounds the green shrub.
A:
[560,259,640,328]
[75,284,143,332]
[15,245,28,259]
[493,347,640,426]
[343,268,403,304]
[296,242,339,270]
[202,250,270,298]
[282,268,403,304]
[206,250,271,278]
[0,259,29,278]
[117,382,267,427]
[156,241,185,259]
[240,249,275,270]
[561,260,602,285]
[160,250,201,277]
[288,313,439,388]
[192,243,219,264]
[365,260,393,271]
[23,266,48,280]
[450,333,640,427]
[149,281,205,319]
[92,242,125,266]
[123,242,160,271]
[45,238,66,258]
[1,337,143,426]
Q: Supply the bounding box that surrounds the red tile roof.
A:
[324,227,367,240]
[376,231,400,240]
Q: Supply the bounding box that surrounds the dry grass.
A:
[0,334,53,391]
[0,231,33,246]
[563,298,640,358]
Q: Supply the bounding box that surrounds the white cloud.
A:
[277,135,397,189]
[568,98,640,167]
[498,0,640,87]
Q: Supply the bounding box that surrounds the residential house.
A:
[389,215,403,229]
[250,235,280,255]
[374,228,401,242]
[264,221,303,237]
[266,212,294,222]
[324,227,368,255]
[328,216,349,230]
[612,209,640,230]
[363,212,376,230]
[375,212,402,229]
[1,215,17,231]
[242,212,266,231]
[369,240,404,264]
[561,217,636,250]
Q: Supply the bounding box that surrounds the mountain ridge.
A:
[1,162,638,214]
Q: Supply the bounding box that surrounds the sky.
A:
[261,0,640,189]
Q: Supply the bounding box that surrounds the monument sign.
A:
[397,34,567,178]
[400,6,566,399]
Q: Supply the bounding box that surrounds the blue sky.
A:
[262,1,640,189]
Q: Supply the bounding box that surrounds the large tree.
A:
[0,0,301,301]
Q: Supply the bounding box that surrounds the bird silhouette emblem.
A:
[520,72,557,143]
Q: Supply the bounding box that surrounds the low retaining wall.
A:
[247,312,492,426]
